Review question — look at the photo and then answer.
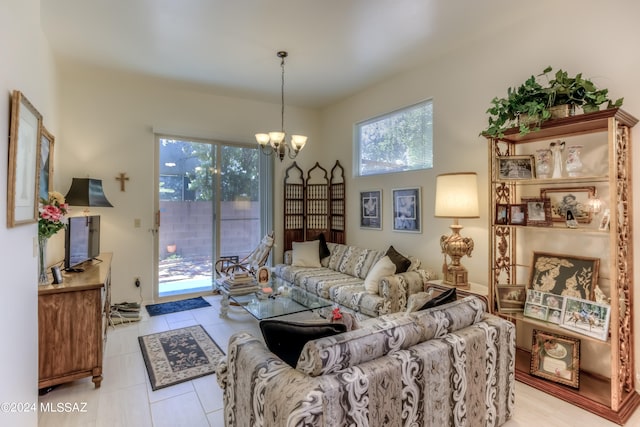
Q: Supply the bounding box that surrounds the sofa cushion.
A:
[327,244,383,280]
[420,287,456,310]
[385,245,412,273]
[292,241,321,267]
[410,296,487,340]
[259,319,347,368]
[330,284,385,318]
[406,291,432,312]
[364,255,396,294]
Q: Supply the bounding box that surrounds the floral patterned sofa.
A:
[273,242,435,317]
[216,296,516,427]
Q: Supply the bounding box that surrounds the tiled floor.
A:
[37,293,640,426]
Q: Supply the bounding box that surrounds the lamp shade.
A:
[64,178,114,207]
[434,172,479,218]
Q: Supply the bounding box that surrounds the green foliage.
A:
[482,66,623,138]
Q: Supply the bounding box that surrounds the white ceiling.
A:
[41,0,523,108]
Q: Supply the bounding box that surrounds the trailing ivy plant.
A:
[483,66,623,138]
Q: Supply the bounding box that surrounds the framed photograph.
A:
[530,329,580,389]
[257,266,270,285]
[495,204,509,225]
[392,187,421,233]
[528,251,599,301]
[509,204,527,225]
[495,285,526,313]
[525,290,565,324]
[599,208,611,231]
[360,189,382,230]
[39,127,55,201]
[497,155,535,180]
[7,90,42,227]
[524,302,548,321]
[540,186,595,224]
[560,296,611,341]
[522,197,552,227]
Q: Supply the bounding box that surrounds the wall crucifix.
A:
[116,172,130,191]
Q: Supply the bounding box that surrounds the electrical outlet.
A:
[135,277,141,287]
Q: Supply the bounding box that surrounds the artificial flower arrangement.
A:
[39,191,68,238]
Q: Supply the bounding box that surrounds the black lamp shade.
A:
[64,178,113,207]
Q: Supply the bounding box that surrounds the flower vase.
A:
[38,236,49,285]
[565,145,584,177]
[535,148,552,178]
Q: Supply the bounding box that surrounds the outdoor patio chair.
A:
[215,231,274,278]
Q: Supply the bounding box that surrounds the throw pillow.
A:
[314,232,331,259]
[292,240,321,267]
[259,320,347,368]
[420,288,457,310]
[385,245,412,273]
[406,291,433,312]
[364,255,396,294]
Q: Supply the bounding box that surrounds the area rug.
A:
[138,325,225,390]
[145,296,211,316]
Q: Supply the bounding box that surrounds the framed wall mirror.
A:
[39,127,55,201]
[7,90,42,227]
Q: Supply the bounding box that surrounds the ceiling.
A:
[41,0,523,108]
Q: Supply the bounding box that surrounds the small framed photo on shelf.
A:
[509,204,527,225]
[392,187,421,233]
[525,289,564,324]
[530,329,580,389]
[360,189,382,230]
[560,296,611,341]
[522,197,552,227]
[495,204,509,225]
[528,251,599,301]
[495,285,526,313]
[540,186,595,224]
[497,155,535,180]
[599,208,611,231]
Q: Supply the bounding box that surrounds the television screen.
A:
[65,215,100,271]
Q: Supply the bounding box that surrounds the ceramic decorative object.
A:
[565,145,584,177]
[550,140,565,178]
[535,148,552,179]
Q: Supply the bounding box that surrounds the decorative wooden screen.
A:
[330,161,346,244]
[283,160,346,252]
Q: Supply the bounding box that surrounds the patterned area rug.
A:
[138,325,225,390]
[145,296,211,316]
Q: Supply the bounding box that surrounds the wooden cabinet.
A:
[38,253,112,389]
[486,109,639,424]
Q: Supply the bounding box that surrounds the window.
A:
[355,100,433,176]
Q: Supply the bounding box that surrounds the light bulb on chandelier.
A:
[255,51,308,161]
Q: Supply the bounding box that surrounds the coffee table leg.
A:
[220,293,230,318]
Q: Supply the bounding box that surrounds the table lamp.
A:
[64,178,113,213]
[434,172,479,288]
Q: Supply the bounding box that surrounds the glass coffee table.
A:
[218,277,333,320]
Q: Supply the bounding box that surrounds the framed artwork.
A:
[530,329,580,389]
[509,204,527,225]
[525,290,564,324]
[598,208,611,231]
[392,187,421,233]
[540,186,595,224]
[497,155,535,180]
[360,189,382,230]
[39,127,55,201]
[7,90,42,227]
[495,204,509,225]
[560,296,611,341]
[528,251,599,301]
[257,266,271,285]
[495,285,526,313]
[523,302,548,321]
[522,197,552,227]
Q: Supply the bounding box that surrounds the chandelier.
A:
[255,51,307,161]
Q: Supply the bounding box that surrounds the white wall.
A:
[319,1,640,388]
[55,61,319,304]
[0,1,58,425]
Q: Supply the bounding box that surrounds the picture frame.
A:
[495,204,509,225]
[497,155,535,180]
[360,189,382,230]
[522,197,552,227]
[257,266,270,285]
[540,186,595,224]
[528,251,599,301]
[39,126,55,201]
[7,90,42,227]
[495,284,526,313]
[509,204,527,225]
[392,187,421,233]
[560,296,611,341]
[525,290,565,324]
[530,329,580,389]
[598,208,611,231]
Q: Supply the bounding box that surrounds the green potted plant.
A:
[483,66,623,138]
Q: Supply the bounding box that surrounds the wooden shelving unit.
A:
[486,109,639,424]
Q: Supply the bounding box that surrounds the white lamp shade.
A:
[255,133,270,146]
[434,172,479,218]
[268,131,285,146]
[290,135,308,150]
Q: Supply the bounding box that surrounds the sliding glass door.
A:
[155,136,269,298]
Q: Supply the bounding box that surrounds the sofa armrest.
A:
[380,269,435,313]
